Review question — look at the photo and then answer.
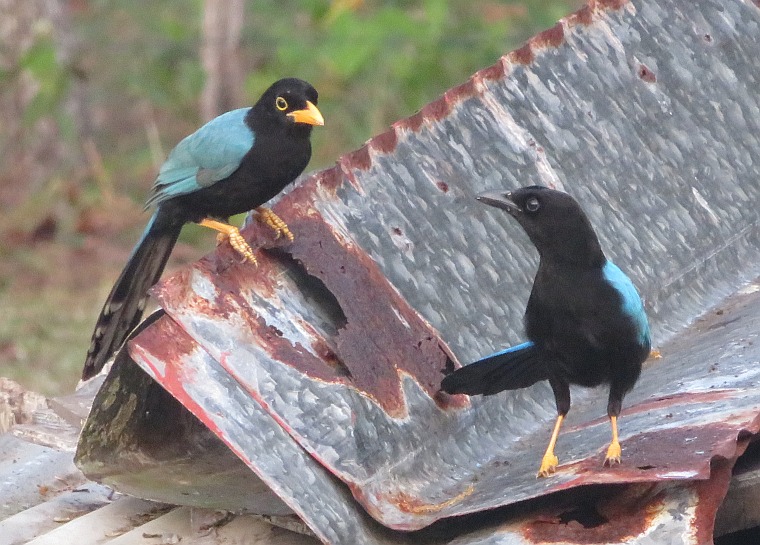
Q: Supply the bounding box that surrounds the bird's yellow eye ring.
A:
[275,97,288,111]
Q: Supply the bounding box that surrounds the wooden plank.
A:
[0,483,112,545]
[24,497,170,545]
[106,507,319,545]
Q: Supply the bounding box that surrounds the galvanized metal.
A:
[77,0,760,542]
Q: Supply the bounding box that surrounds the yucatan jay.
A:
[441,186,651,477]
[82,77,324,380]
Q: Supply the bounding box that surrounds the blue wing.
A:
[145,108,255,208]
[602,261,650,344]
[478,341,535,362]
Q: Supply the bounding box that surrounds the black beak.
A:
[477,190,520,215]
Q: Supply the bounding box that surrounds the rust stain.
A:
[273,210,463,416]
[399,111,425,133]
[637,63,657,83]
[564,0,629,28]
[510,43,536,65]
[623,389,741,416]
[551,421,756,488]
[445,79,480,104]
[421,95,454,123]
[371,127,398,154]
[390,484,475,515]
[129,311,195,367]
[311,166,345,195]
[393,59,505,136]
[341,144,372,172]
[566,389,741,429]
[281,166,345,202]
[129,317,225,441]
[596,0,629,10]
[474,59,507,82]
[132,319,276,472]
[523,483,666,544]
[692,456,736,545]
[535,23,566,49]
[568,5,594,26]
[157,189,466,416]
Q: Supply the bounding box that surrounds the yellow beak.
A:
[287,100,325,126]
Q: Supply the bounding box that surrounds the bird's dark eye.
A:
[275,97,288,111]
[526,197,540,212]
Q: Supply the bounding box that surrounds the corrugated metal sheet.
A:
[75,0,760,543]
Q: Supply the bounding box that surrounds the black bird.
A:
[441,186,651,477]
[82,78,324,381]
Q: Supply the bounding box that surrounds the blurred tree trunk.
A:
[0,0,63,206]
[48,0,92,145]
[200,0,245,121]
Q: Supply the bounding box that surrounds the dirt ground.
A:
[0,180,210,396]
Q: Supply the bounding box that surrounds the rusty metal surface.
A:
[75,311,293,517]
[124,302,756,545]
[77,0,760,542]
[143,255,760,532]
[125,314,409,545]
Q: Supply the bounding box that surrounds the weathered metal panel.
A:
[77,0,760,542]
[75,312,293,517]
[147,258,760,531]
[125,314,413,545]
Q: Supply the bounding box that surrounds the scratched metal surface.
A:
[124,315,408,545]
[78,0,760,541]
[127,310,747,545]
[74,315,294,517]
[148,258,760,531]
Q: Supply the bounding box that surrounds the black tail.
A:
[82,209,182,380]
[440,341,548,396]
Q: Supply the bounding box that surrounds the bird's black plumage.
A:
[82,78,324,380]
[441,186,650,476]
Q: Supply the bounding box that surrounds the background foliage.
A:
[0,0,581,395]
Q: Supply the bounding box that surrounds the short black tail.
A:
[82,209,182,380]
[440,341,548,396]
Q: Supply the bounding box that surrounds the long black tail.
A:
[440,341,548,396]
[82,209,182,380]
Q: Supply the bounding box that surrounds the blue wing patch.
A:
[145,108,255,208]
[602,261,650,344]
[477,341,535,363]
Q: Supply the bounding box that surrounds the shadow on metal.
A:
[77,0,760,543]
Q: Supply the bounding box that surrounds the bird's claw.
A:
[257,207,294,242]
[200,218,257,265]
[537,453,558,478]
[227,229,257,265]
[216,229,257,264]
[604,440,622,466]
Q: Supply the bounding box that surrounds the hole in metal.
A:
[558,504,609,529]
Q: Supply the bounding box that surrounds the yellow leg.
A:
[256,207,294,242]
[198,218,257,265]
[537,414,564,478]
[604,415,622,466]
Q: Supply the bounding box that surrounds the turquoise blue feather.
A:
[478,341,535,363]
[146,108,255,208]
[602,260,650,345]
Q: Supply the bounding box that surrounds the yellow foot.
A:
[537,452,559,478]
[256,207,294,242]
[226,229,257,264]
[199,218,257,265]
[604,440,622,466]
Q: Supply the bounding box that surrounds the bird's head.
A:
[252,78,324,135]
[478,185,605,267]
